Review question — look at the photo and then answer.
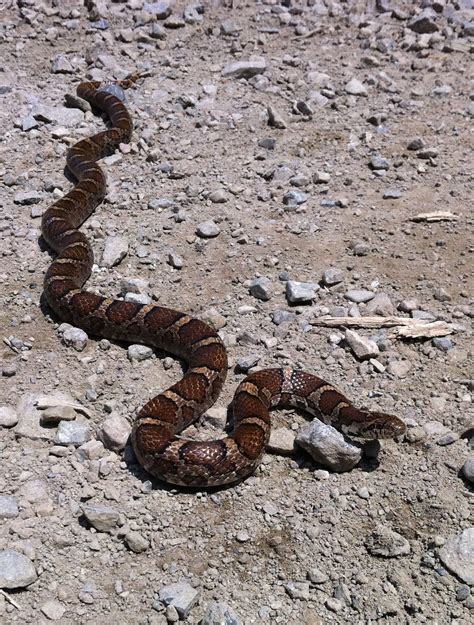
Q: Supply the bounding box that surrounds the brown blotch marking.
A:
[233,422,267,460]
[233,391,271,424]
[171,372,210,404]
[190,342,227,371]
[134,423,172,455]
[44,259,86,280]
[139,395,179,424]
[338,404,366,425]
[178,440,227,469]
[105,300,142,325]
[318,389,345,415]
[276,392,292,407]
[69,292,104,317]
[61,242,92,262]
[44,277,77,300]
[178,318,216,346]
[144,307,184,330]
[245,369,284,398]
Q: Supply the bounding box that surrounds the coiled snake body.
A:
[41,78,406,487]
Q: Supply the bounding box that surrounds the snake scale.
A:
[41,76,406,487]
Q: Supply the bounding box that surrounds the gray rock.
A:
[40,600,66,621]
[462,458,474,484]
[296,420,362,472]
[125,531,149,553]
[196,220,220,238]
[82,504,120,532]
[351,241,370,256]
[40,404,76,425]
[408,9,439,34]
[322,267,344,286]
[313,171,331,184]
[286,281,319,304]
[249,277,273,301]
[383,188,402,199]
[208,189,228,203]
[14,190,43,205]
[167,251,184,269]
[22,113,38,131]
[144,1,172,19]
[14,394,56,442]
[284,581,310,600]
[369,154,390,170]
[101,236,128,268]
[51,54,74,74]
[55,419,91,446]
[0,496,19,519]
[307,567,329,584]
[365,525,411,557]
[0,550,37,589]
[201,601,243,625]
[283,190,308,208]
[271,310,296,325]
[345,289,375,303]
[121,278,149,295]
[432,337,453,352]
[0,405,18,427]
[268,427,295,454]
[345,330,379,360]
[222,57,266,79]
[97,415,130,452]
[439,529,474,585]
[398,298,419,312]
[236,354,261,373]
[127,344,154,362]
[32,104,84,127]
[407,137,425,151]
[61,325,88,352]
[267,105,287,129]
[158,581,200,619]
[345,78,368,96]
[387,360,412,378]
[326,598,344,613]
[365,293,395,316]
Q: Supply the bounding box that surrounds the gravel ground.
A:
[0,1,473,624]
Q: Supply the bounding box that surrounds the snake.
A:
[41,76,406,487]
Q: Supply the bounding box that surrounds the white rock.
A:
[345,329,379,360]
[296,419,362,472]
[196,220,220,238]
[127,344,154,362]
[201,601,243,625]
[101,236,129,268]
[439,528,474,585]
[286,280,319,303]
[158,582,200,619]
[55,419,91,446]
[0,405,18,427]
[61,326,88,352]
[268,427,295,454]
[97,414,130,452]
[365,292,395,316]
[345,78,368,96]
[40,600,66,621]
[0,496,19,519]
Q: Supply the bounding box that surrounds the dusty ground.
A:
[0,1,473,624]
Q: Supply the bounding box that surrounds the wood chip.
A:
[410,211,459,222]
[312,316,454,338]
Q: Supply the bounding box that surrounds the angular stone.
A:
[365,293,395,316]
[296,420,362,472]
[439,529,474,585]
[97,414,130,452]
[55,419,91,446]
[268,427,295,454]
[0,496,19,519]
[158,582,200,619]
[0,550,37,589]
[322,267,344,286]
[345,78,368,96]
[365,525,411,557]
[201,601,243,625]
[286,281,319,304]
[408,9,439,34]
[82,504,120,533]
[40,600,66,621]
[249,277,273,301]
[0,405,18,427]
[101,236,129,268]
[127,344,154,362]
[345,330,379,360]
[196,220,220,238]
[222,57,266,79]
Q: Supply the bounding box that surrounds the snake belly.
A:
[41,79,406,487]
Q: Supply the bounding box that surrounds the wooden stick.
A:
[311,316,454,338]
[410,211,459,222]
[0,589,21,610]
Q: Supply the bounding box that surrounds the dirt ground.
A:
[0,1,473,624]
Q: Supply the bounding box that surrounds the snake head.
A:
[355,412,407,440]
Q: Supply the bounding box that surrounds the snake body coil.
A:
[41,79,406,487]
